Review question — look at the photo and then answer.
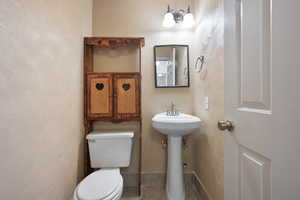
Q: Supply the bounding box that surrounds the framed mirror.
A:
[154,45,190,88]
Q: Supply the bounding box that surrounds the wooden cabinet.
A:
[87,72,140,121]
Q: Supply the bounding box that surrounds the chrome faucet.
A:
[167,102,179,116]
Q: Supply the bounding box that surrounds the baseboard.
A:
[192,172,213,200]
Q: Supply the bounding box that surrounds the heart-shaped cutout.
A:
[95,83,104,90]
[122,83,130,91]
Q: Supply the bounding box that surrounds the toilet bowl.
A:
[73,131,134,200]
[73,168,123,200]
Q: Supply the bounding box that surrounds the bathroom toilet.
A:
[73,131,134,200]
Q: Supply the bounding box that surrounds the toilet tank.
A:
[86,131,134,168]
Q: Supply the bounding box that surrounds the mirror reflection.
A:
[154,45,189,88]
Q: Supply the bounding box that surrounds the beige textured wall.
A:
[0,0,92,199]
[92,0,196,173]
[191,0,224,199]
[93,0,225,199]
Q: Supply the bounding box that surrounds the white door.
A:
[224,0,300,200]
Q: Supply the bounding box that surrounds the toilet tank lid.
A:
[86,131,134,140]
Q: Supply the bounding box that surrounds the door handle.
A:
[218,120,234,132]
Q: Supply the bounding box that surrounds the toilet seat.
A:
[76,168,123,200]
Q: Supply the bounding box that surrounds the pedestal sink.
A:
[152,112,201,200]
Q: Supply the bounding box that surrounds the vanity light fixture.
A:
[162,5,195,28]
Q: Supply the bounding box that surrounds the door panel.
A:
[87,73,113,119]
[117,78,136,114]
[238,0,271,113]
[239,146,271,200]
[114,73,140,120]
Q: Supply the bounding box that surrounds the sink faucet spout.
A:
[167,102,179,116]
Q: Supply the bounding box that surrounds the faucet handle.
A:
[171,102,176,111]
[174,107,180,116]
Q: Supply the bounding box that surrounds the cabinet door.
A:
[87,73,113,119]
[114,73,141,120]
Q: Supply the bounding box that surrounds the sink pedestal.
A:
[152,112,201,200]
[167,136,185,200]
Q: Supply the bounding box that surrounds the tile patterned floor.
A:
[121,173,202,200]
[121,185,201,200]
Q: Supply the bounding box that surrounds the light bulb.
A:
[182,13,195,28]
[162,12,175,28]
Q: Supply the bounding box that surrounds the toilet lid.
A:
[77,169,122,200]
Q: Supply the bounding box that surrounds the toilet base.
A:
[72,169,123,200]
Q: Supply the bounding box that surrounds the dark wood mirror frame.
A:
[154,44,190,88]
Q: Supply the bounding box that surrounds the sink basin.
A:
[152,112,201,200]
[152,112,201,137]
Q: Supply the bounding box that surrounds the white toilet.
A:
[73,131,134,200]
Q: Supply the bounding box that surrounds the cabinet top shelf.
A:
[84,37,145,48]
